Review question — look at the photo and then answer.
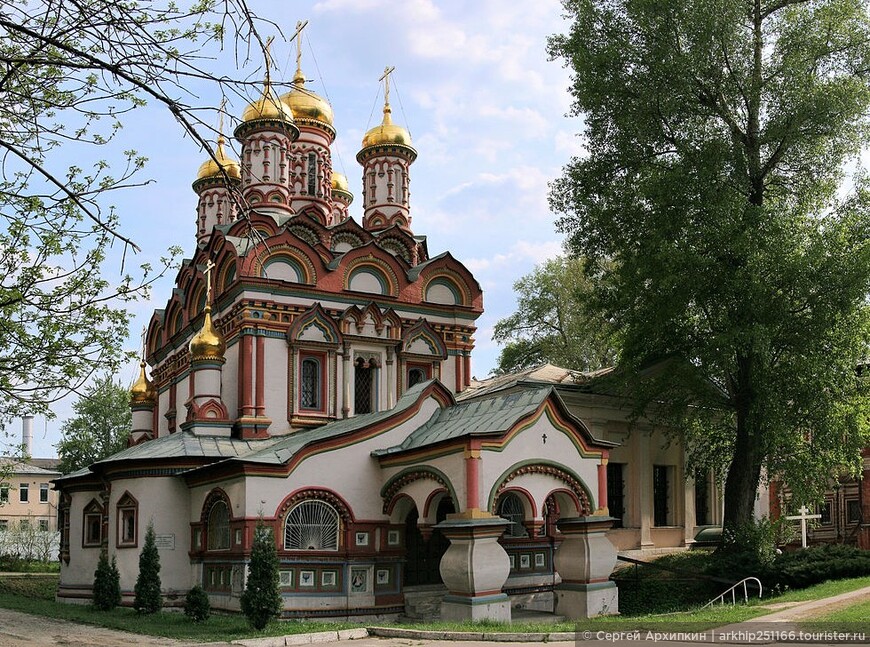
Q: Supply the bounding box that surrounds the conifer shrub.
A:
[133,522,162,614]
[184,584,211,622]
[92,551,121,610]
[240,522,282,630]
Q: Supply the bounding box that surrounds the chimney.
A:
[22,415,33,458]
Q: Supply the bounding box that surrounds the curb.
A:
[368,626,576,642]
[232,628,369,646]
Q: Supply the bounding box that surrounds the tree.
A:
[133,523,162,614]
[0,0,277,430]
[492,256,619,374]
[184,584,211,623]
[56,376,131,473]
[240,522,281,630]
[93,552,122,611]
[548,0,870,533]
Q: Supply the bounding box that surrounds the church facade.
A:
[53,51,621,621]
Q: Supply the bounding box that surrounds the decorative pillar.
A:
[596,456,609,514]
[553,517,619,619]
[436,516,511,622]
[464,446,481,511]
[235,330,271,439]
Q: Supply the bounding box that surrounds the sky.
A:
[14,0,586,458]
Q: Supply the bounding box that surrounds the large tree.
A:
[549,0,870,532]
[492,256,619,374]
[55,376,131,474]
[0,0,275,430]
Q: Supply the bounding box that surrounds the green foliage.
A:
[93,552,121,611]
[549,0,870,530]
[492,256,619,374]
[184,584,210,622]
[0,0,265,429]
[240,522,281,630]
[718,517,796,565]
[767,545,870,590]
[133,523,162,614]
[56,376,131,473]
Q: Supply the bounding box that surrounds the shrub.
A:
[133,523,162,614]
[184,584,211,622]
[767,545,870,590]
[240,522,281,630]
[92,552,121,611]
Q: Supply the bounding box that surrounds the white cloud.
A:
[464,239,562,273]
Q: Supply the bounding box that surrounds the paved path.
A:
[0,586,867,647]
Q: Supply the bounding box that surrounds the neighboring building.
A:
[0,416,62,562]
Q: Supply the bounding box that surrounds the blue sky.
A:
[19,0,585,457]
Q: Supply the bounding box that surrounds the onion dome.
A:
[130,361,157,406]
[195,135,241,182]
[280,68,335,130]
[331,171,353,204]
[361,104,413,149]
[241,87,297,124]
[189,306,226,362]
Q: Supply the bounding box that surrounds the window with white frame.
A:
[284,500,340,551]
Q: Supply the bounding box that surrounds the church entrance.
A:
[403,497,455,586]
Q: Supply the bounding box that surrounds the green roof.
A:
[372,387,554,457]
[92,431,279,466]
[195,379,444,469]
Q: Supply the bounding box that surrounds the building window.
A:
[607,463,625,528]
[117,493,138,547]
[0,484,7,503]
[307,153,317,195]
[847,500,861,524]
[300,356,323,411]
[19,483,28,503]
[407,366,427,389]
[207,500,231,551]
[284,500,340,551]
[694,469,710,526]
[819,500,833,526]
[354,357,377,414]
[38,519,49,532]
[497,493,528,538]
[39,483,49,503]
[653,465,670,526]
[83,500,103,548]
[0,520,7,532]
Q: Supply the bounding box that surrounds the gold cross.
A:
[380,65,395,106]
[140,326,147,360]
[203,259,216,304]
[263,35,274,88]
[295,20,308,78]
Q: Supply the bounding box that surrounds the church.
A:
[53,39,723,623]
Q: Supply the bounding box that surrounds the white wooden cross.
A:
[785,505,821,548]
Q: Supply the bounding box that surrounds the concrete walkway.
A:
[0,586,867,646]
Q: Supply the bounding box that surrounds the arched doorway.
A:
[403,497,455,586]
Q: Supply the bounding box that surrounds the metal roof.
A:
[0,459,62,476]
[92,430,280,465]
[372,387,553,456]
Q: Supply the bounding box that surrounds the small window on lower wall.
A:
[82,499,103,547]
[117,493,138,548]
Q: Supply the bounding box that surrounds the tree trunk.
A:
[722,354,764,538]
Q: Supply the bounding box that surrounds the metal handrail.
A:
[702,577,763,608]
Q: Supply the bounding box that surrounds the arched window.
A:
[284,500,340,551]
[408,367,426,388]
[300,357,321,410]
[207,500,230,550]
[498,493,528,538]
[355,357,377,414]
[307,153,317,195]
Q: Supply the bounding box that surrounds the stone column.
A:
[436,516,511,622]
[553,517,619,619]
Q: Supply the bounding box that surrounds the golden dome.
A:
[280,69,334,127]
[331,171,350,193]
[189,306,226,362]
[241,86,296,124]
[361,105,413,149]
[196,136,241,181]
[130,361,157,406]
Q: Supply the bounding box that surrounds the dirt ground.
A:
[0,607,232,647]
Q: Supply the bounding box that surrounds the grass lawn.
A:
[799,596,870,633]
[1,572,868,640]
